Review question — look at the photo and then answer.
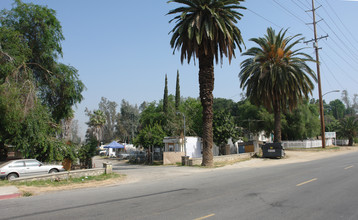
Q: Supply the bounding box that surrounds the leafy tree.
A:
[117,100,140,143]
[213,98,236,116]
[236,100,273,139]
[168,0,245,166]
[78,137,97,168]
[239,28,317,143]
[0,1,84,161]
[163,74,169,113]
[134,123,165,164]
[99,97,118,143]
[327,99,346,120]
[213,111,239,154]
[0,0,84,123]
[281,100,320,140]
[337,116,358,146]
[175,70,180,110]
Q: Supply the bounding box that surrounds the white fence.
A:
[282,140,322,149]
[336,139,349,146]
[282,139,343,149]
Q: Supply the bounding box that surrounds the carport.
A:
[103,141,125,157]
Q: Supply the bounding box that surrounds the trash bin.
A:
[261,143,285,158]
[181,156,189,166]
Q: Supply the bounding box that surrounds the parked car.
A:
[118,153,130,160]
[0,159,65,180]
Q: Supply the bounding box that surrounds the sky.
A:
[1,0,358,139]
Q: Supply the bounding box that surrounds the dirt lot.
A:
[16,146,358,196]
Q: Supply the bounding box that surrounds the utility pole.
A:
[305,0,328,148]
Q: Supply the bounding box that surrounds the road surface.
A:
[1,151,357,220]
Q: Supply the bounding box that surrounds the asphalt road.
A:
[1,151,357,220]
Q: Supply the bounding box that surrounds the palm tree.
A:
[168,0,245,166]
[89,110,106,145]
[239,27,317,143]
[338,116,358,146]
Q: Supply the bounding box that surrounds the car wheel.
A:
[49,169,59,174]
[7,173,18,181]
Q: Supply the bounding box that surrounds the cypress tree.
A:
[175,70,180,110]
[163,74,168,113]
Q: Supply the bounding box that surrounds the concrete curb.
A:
[0,186,20,200]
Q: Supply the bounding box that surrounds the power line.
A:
[319,55,345,90]
[272,0,312,28]
[246,9,284,31]
[322,0,358,45]
[320,48,358,85]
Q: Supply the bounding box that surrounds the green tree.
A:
[163,74,169,113]
[134,123,165,164]
[213,111,239,154]
[78,137,97,168]
[239,28,317,143]
[175,70,180,110]
[117,100,140,143]
[236,100,274,138]
[281,100,320,140]
[0,0,84,123]
[327,99,346,120]
[168,0,245,166]
[338,116,358,146]
[99,97,118,143]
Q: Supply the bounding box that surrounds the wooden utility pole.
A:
[311,0,326,148]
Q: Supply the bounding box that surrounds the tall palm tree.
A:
[338,116,358,146]
[89,110,106,145]
[168,0,245,166]
[239,27,317,143]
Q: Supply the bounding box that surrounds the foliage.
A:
[85,109,106,144]
[337,116,358,146]
[213,111,239,148]
[99,97,118,143]
[117,99,140,143]
[326,99,345,120]
[163,74,169,113]
[134,124,165,149]
[0,0,84,161]
[236,100,273,138]
[78,137,97,168]
[239,27,316,142]
[175,70,180,110]
[0,0,84,123]
[168,0,245,64]
[281,100,320,140]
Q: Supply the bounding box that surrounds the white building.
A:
[163,136,219,159]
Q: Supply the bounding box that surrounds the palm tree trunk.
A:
[199,50,214,167]
[273,105,282,143]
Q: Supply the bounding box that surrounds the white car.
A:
[0,159,65,180]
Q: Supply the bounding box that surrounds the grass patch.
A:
[0,173,123,187]
[22,191,33,197]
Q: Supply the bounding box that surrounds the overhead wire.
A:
[322,0,358,45]
[319,55,345,90]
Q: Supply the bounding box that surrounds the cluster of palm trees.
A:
[168,0,317,166]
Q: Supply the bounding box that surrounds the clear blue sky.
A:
[2,0,358,139]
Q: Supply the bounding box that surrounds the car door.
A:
[8,161,26,177]
[25,160,47,176]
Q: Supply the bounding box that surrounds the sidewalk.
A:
[0,186,21,200]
